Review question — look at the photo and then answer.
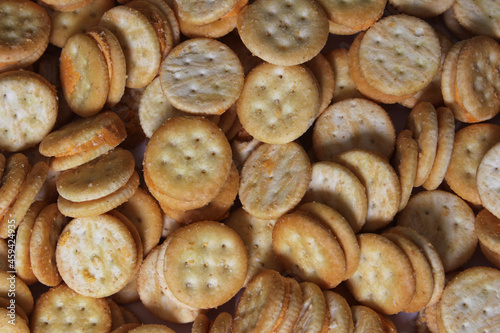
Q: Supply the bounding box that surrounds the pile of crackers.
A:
[0,0,500,332]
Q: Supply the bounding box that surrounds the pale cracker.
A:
[239,142,312,219]
[112,275,139,304]
[397,190,477,272]
[456,35,500,122]
[57,170,139,218]
[236,62,319,144]
[175,0,239,25]
[112,324,142,333]
[233,269,289,333]
[0,296,29,325]
[56,213,139,298]
[160,38,244,115]
[49,0,115,48]
[50,141,117,172]
[453,0,500,39]
[405,101,439,187]
[15,201,46,285]
[443,8,476,40]
[162,162,239,225]
[437,267,500,332]
[0,307,29,332]
[177,13,237,39]
[305,53,335,117]
[0,0,50,65]
[129,324,176,333]
[477,142,500,219]
[346,233,416,315]
[163,221,248,309]
[0,271,33,316]
[29,203,68,287]
[272,212,346,289]
[382,231,435,313]
[116,187,163,256]
[0,161,48,238]
[313,98,396,160]
[0,71,57,152]
[393,129,418,212]
[137,246,204,323]
[0,154,30,223]
[296,202,360,280]
[328,19,363,35]
[30,283,112,333]
[223,207,282,286]
[237,0,329,66]
[315,0,386,29]
[60,33,110,117]
[100,5,161,89]
[358,15,441,96]
[145,0,180,44]
[445,123,500,206]
[291,282,328,333]
[333,149,401,232]
[275,277,303,333]
[209,312,232,333]
[323,48,364,103]
[422,106,455,190]
[351,305,386,333]
[107,299,126,331]
[389,0,454,18]
[39,0,92,12]
[39,110,126,158]
[231,138,263,172]
[475,209,500,268]
[56,148,135,202]
[323,290,353,333]
[144,116,232,203]
[138,77,185,138]
[192,314,210,333]
[120,306,141,324]
[86,26,127,108]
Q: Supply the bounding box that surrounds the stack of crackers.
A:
[0,0,500,332]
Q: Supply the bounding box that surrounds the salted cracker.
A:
[477,142,500,219]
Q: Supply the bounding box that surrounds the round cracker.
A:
[315,0,386,29]
[175,0,239,25]
[389,0,454,18]
[50,141,117,172]
[393,129,418,212]
[60,33,110,117]
[445,123,500,206]
[453,0,500,39]
[0,271,33,316]
[39,0,92,12]
[405,101,439,187]
[475,209,500,268]
[177,13,237,39]
[292,282,328,332]
[358,15,441,96]
[0,71,57,152]
[129,325,176,333]
[0,307,29,332]
[397,190,477,272]
[192,314,210,333]
[272,212,346,289]
[313,98,396,160]
[237,0,329,66]
[56,214,139,298]
[333,149,401,232]
[160,38,244,115]
[146,0,180,45]
[477,141,500,219]
[239,142,311,220]
[56,148,135,202]
[274,277,303,333]
[346,233,416,315]
[237,62,319,144]
[144,116,232,203]
[223,207,282,286]
[351,305,386,332]
[324,48,364,103]
[305,53,335,117]
[31,283,112,333]
[323,290,353,333]
[162,221,248,309]
[0,153,30,220]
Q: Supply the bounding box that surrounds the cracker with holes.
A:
[0,71,57,152]
[313,98,396,160]
[397,190,477,272]
[437,267,500,332]
[333,149,401,232]
[453,0,500,39]
[237,62,319,144]
[358,15,441,97]
[389,0,454,18]
[272,212,346,289]
[233,269,290,332]
[239,142,311,220]
[161,221,248,309]
[144,116,232,206]
[445,123,500,206]
[100,5,161,89]
[137,246,205,323]
[292,282,329,332]
[49,0,114,48]
[224,207,282,285]
[405,102,439,187]
[60,33,110,117]
[477,142,500,219]
[237,0,329,66]
[160,38,243,115]
[56,213,139,297]
[0,0,50,72]
[475,209,500,268]
[315,0,386,30]
[30,203,68,287]
[324,49,364,103]
[346,233,416,315]
[296,202,360,280]
[31,283,112,333]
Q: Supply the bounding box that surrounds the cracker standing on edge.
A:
[477,142,500,219]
